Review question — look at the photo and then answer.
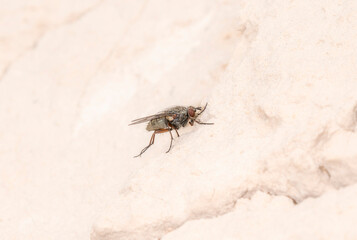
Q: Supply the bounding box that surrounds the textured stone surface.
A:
[164,186,357,240]
[1,0,357,239]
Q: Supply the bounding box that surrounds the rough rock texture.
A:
[164,185,357,240]
[1,0,357,240]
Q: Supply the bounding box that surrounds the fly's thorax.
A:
[169,108,188,129]
[146,117,168,131]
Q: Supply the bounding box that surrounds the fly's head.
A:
[187,103,213,126]
[187,106,198,120]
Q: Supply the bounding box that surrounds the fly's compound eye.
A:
[188,107,196,118]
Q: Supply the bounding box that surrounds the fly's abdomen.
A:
[146,118,168,131]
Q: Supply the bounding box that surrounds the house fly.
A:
[129,103,213,157]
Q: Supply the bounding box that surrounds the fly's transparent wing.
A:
[129,106,186,126]
[129,113,168,125]
[163,106,186,113]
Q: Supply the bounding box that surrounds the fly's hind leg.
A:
[134,129,173,157]
[134,131,157,158]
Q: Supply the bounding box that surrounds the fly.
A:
[129,103,213,157]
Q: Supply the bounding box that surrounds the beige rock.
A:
[0,0,356,240]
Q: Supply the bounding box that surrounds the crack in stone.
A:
[0,34,41,83]
[54,0,106,28]
[0,64,10,82]
[151,189,296,240]
[157,184,355,240]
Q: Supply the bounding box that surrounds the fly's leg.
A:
[166,129,174,153]
[195,103,214,125]
[174,128,180,137]
[167,122,179,137]
[196,102,208,116]
[134,129,172,157]
[134,131,157,158]
[194,119,214,125]
[165,122,177,153]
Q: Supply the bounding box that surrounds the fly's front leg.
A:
[194,119,214,125]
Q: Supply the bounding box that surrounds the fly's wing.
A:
[129,106,186,126]
[129,112,168,125]
[161,106,187,116]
